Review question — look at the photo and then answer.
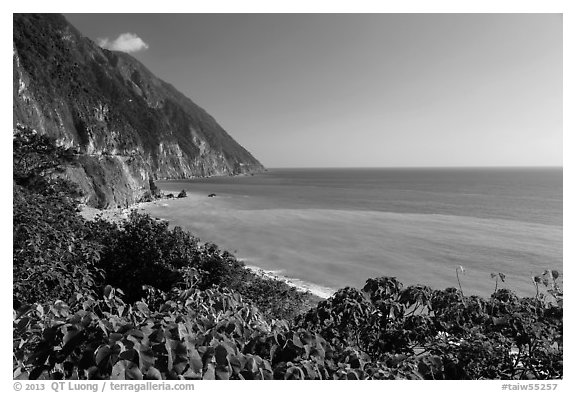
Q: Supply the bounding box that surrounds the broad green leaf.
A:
[185,343,203,373]
[292,333,304,348]
[137,344,155,371]
[126,329,144,340]
[111,360,143,380]
[229,354,246,375]
[214,344,228,366]
[119,349,139,364]
[215,366,230,380]
[202,364,216,380]
[285,366,304,380]
[13,366,29,380]
[95,344,112,367]
[145,366,162,380]
[103,285,113,298]
[181,367,202,380]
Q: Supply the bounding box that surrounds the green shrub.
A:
[13,126,101,308]
[85,213,199,302]
[13,185,103,308]
[238,276,314,320]
[13,125,78,192]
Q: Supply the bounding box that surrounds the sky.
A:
[64,13,562,168]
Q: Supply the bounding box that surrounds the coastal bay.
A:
[137,168,562,299]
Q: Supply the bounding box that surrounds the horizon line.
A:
[264,165,563,170]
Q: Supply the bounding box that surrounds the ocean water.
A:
[144,168,562,298]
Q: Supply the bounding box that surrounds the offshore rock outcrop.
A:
[13,14,264,208]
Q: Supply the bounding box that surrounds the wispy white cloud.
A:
[97,33,149,53]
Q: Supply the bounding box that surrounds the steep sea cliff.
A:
[13,14,264,208]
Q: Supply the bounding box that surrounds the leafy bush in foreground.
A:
[13,185,103,308]
[294,276,562,379]
[14,271,562,380]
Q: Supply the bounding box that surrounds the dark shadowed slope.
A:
[13,13,264,208]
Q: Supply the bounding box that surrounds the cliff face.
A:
[13,14,264,208]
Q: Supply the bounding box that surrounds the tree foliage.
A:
[13,125,79,196]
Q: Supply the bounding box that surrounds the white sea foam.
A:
[243,264,335,299]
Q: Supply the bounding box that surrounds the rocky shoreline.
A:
[78,186,200,222]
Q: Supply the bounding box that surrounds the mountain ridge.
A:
[13,13,264,208]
